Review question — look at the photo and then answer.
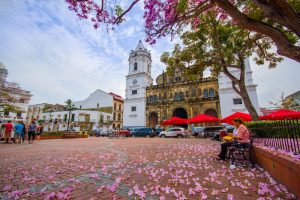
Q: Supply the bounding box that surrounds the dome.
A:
[0,63,6,70]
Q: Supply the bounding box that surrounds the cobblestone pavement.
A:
[0,138,296,200]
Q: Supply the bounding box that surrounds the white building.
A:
[28,89,118,132]
[218,58,261,118]
[0,63,32,121]
[123,41,153,127]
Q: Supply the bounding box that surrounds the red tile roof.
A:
[109,92,124,102]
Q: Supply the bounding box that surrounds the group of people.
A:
[0,119,43,144]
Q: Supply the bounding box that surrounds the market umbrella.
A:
[260,109,300,120]
[221,112,252,124]
[160,117,188,126]
[189,114,219,123]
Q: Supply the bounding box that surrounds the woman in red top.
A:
[4,120,13,144]
[217,118,250,160]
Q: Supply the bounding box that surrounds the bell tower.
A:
[123,40,153,127]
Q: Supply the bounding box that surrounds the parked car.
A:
[195,126,223,138]
[155,128,164,135]
[159,127,188,138]
[129,127,142,136]
[133,128,155,137]
[118,129,131,137]
[222,123,235,133]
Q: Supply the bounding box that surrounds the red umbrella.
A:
[260,109,300,120]
[189,114,219,123]
[221,112,252,124]
[161,117,188,126]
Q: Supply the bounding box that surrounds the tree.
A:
[160,11,283,120]
[65,99,76,131]
[66,0,300,62]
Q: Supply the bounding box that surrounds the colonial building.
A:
[218,58,260,118]
[146,69,220,128]
[110,92,124,129]
[123,41,153,127]
[282,90,300,111]
[27,89,123,132]
[0,63,32,120]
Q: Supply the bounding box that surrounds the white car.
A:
[159,127,188,138]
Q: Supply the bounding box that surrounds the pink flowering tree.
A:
[66,0,300,63]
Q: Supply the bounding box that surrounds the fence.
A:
[248,120,300,155]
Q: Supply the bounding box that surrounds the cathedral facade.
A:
[146,70,220,128]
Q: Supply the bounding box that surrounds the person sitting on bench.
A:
[217,118,250,161]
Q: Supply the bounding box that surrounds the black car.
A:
[133,128,155,137]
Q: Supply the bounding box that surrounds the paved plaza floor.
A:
[0,138,296,200]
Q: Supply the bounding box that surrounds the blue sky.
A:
[0,0,299,108]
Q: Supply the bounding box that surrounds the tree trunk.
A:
[236,81,260,121]
[222,65,260,121]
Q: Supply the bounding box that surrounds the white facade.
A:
[218,58,261,118]
[123,41,153,127]
[42,110,113,132]
[73,89,113,109]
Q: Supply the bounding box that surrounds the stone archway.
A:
[149,112,158,128]
[205,108,218,118]
[173,107,188,128]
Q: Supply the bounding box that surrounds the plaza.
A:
[0,138,295,199]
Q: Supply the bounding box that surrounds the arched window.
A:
[118,113,121,121]
[113,113,116,120]
[153,95,158,103]
[174,93,180,101]
[209,88,215,97]
[134,62,138,71]
[203,89,209,98]
[118,104,121,111]
[147,64,150,73]
[149,96,154,103]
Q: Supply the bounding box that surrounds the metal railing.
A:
[249,120,300,155]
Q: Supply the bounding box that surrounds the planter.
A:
[251,145,300,199]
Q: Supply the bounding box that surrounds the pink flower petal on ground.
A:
[227,194,234,200]
[3,185,11,191]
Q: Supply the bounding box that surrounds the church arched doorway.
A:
[173,108,188,128]
[204,108,218,118]
[149,112,158,128]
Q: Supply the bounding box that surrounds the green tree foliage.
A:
[161,11,283,120]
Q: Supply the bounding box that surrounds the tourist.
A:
[28,119,38,144]
[20,121,27,143]
[217,118,250,161]
[14,120,24,144]
[36,123,44,141]
[4,120,13,144]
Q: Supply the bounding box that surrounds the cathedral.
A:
[123,41,260,128]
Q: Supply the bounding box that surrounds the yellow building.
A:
[110,92,124,129]
[146,71,220,128]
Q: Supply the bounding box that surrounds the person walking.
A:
[4,120,13,144]
[14,120,24,144]
[36,123,43,141]
[20,121,27,143]
[28,119,38,144]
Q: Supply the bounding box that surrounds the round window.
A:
[133,79,138,84]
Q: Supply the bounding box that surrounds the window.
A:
[64,114,68,122]
[209,88,215,97]
[131,106,136,112]
[133,79,137,84]
[71,114,75,122]
[174,93,180,101]
[132,90,137,95]
[134,62,138,70]
[113,113,116,120]
[118,104,121,111]
[114,103,116,110]
[79,105,82,109]
[153,95,158,103]
[100,115,104,123]
[203,89,209,98]
[233,98,243,105]
[179,92,184,100]
[147,64,150,73]
[97,103,99,107]
[118,113,121,121]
